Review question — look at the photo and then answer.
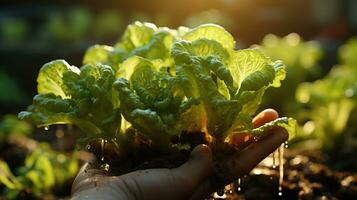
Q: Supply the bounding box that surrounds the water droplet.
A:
[235,178,242,192]
[100,139,105,163]
[278,186,283,196]
[100,163,110,172]
[284,141,288,148]
[225,184,233,194]
[278,191,282,196]
[278,144,284,196]
[44,126,49,131]
[228,188,233,194]
[272,151,276,169]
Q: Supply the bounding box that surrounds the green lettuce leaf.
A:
[113,56,199,148]
[258,33,323,116]
[251,117,297,139]
[19,61,120,140]
[171,37,289,139]
[0,160,21,190]
[182,23,235,50]
[84,22,176,71]
[115,21,157,51]
[230,49,285,92]
[339,37,357,67]
[177,61,239,136]
[37,60,79,98]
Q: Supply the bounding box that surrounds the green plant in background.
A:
[340,38,357,149]
[339,38,357,66]
[0,18,28,43]
[0,72,27,106]
[92,10,124,39]
[295,38,357,152]
[0,115,32,142]
[0,115,78,199]
[19,22,296,163]
[257,33,323,116]
[0,143,78,199]
[1,8,127,44]
[44,7,91,42]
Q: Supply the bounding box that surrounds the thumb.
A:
[172,144,214,193]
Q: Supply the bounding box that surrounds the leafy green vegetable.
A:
[44,7,91,42]
[0,144,78,199]
[0,160,21,191]
[20,22,296,157]
[339,37,357,67]
[0,115,32,142]
[251,117,297,138]
[295,39,357,151]
[182,24,235,50]
[19,60,121,142]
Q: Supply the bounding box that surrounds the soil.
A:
[209,149,357,200]
[88,130,211,175]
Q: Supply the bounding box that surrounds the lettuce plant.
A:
[0,144,78,199]
[19,22,296,165]
[296,38,357,151]
[0,115,32,142]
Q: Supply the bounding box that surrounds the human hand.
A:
[71,109,288,200]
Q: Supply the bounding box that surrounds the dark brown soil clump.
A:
[216,149,357,200]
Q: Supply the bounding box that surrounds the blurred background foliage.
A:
[0,114,79,199]
[294,39,357,153]
[0,0,356,198]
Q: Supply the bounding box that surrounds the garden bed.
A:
[213,149,357,200]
